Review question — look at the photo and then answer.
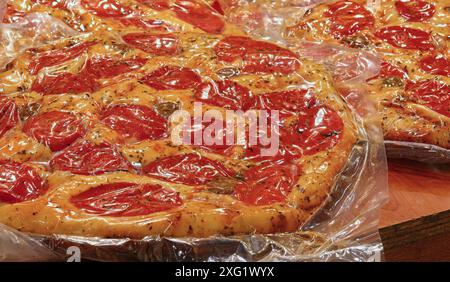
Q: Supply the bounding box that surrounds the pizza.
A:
[2,0,244,35]
[0,9,360,239]
[283,0,450,149]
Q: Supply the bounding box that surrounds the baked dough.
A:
[0,2,360,238]
[284,0,450,148]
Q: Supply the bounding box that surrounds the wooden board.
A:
[380,159,450,227]
[379,159,450,261]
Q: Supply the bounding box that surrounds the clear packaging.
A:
[213,0,450,163]
[0,13,79,68]
[0,0,388,261]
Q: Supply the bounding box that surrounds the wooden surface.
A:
[380,159,450,227]
[379,159,450,261]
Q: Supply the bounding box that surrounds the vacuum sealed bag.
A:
[0,0,388,261]
[213,0,450,163]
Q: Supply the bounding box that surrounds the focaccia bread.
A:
[0,28,360,238]
[284,0,450,149]
[3,0,244,35]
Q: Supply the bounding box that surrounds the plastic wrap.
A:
[214,0,450,163]
[211,1,382,109]
[0,0,388,262]
[0,13,79,68]
[2,0,245,34]
[0,128,387,262]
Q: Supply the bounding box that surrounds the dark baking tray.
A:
[385,141,450,164]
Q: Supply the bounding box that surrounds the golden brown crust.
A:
[284,0,450,149]
[369,80,450,148]
[0,28,360,238]
[0,172,309,238]
[5,0,245,35]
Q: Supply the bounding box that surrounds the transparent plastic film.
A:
[0,224,62,261]
[0,0,246,67]
[2,0,244,35]
[2,1,387,261]
[213,0,450,161]
[0,13,79,69]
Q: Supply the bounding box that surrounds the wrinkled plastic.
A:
[214,0,450,161]
[0,224,62,261]
[0,13,79,68]
[212,1,381,87]
[211,1,382,118]
[0,0,388,262]
[2,0,243,34]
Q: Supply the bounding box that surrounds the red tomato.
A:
[31,72,99,95]
[406,80,450,118]
[171,0,224,34]
[0,98,19,139]
[122,33,180,56]
[137,0,225,33]
[324,1,375,38]
[141,66,202,90]
[29,42,95,75]
[136,0,170,11]
[211,0,224,15]
[254,89,317,114]
[70,182,182,216]
[214,36,300,74]
[143,153,235,185]
[243,91,328,161]
[287,106,344,155]
[194,80,253,110]
[0,160,47,203]
[419,54,450,77]
[245,106,344,160]
[83,56,147,79]
[367,61,408,81]
[374,26,434,51]
[395,0,435,22]
[22,111,86,152]
[50,141,133,175]
[234,162,300,206]
[378,61,408,79]
[101,104,168,142]
[118,17,169,31]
